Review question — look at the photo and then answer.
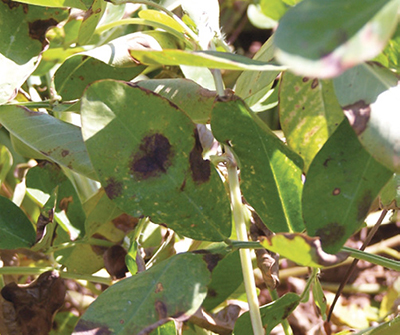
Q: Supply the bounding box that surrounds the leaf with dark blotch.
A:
[103,245,128,279]
[1,271,66,335]
[81,80,231,242]
[303,119,393,253]
[73,253,210,335]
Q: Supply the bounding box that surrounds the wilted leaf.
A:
[0,105,96,180]
[211,95,304,233]
[274,0,400,78]
[1,271,66,335]
[81,80,231,241]
[303,119,393,254]
[234,293,300,334]
[73,253,210,335]
[0,195,36,249]
[280,72,344,171]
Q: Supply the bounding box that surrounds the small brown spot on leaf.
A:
[61,149,69,157]
[130,133,173,180]
[311,78,319,89]
[315,222,345,248]
[302,77,309,82]
[2,0,28,11]
[104,177,123,200]
[343,100,371,135]
[78,75,85,81]
[179,178,187,191]
[323,157,332,167]
[112,213,139,233]
[208,288,217,297]
[155,301,168,319]
[155,282,164,293]
[332,188,340,196]
[28,19,58,44]
[189,128,211,184]
[59,196,73,212]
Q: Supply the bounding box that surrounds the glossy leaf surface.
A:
[137,79,217,124]
[81,80,231,241]
[303,119,393,253]
[0,196,36,249]
[274,0,400,77]
[211,96,304,233]
[0,105,96,180]
[73,253,210,335]
[280,72,344,171]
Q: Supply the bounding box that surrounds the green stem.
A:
[226,155,265,335]
[5,101,52,108]
[269,289,294,335]
[341,246,400,271]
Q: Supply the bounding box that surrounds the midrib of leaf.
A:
[0,221,32,243]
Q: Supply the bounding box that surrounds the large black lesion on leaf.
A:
[104,177,123,200]
[130,133,173,180]
[28,19,58,45]
[189,128,211,184]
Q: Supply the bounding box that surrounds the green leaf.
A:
[0,2,68,104]
[302,119,393,254]
[125,239,139,275]
[333,62,398,106]
[0,145,13,186]
[73,253,210,335]
[0,105,96,180]
[274,0,400,77]
[11,0,92,9]
[378,24,400,72]
[235,36,281,110]
[78,0,106,45]
[211,96,304,233]
[136,79,217,124]
[260,0,288,21]
[380,174,400,210]
[279,72,344,171]
[54,54,145,100]
[150,321,177,335]
[234,293,300,335]
[260,233,348,267]
[81,80,231,241]
[354,316,400,335]
[202,250,243,311]
[313,277,327,320]
[0,195,36,248]
[139,9,185,34]
[130,49,286,71]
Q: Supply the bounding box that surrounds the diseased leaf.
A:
[211,96,304,233]
[0,105,96,180]
[303,119,393,254]
[78,0,106,45]
[280,72,344,171]
[81,80,231,241]
[0,145,13,186]
[0,195,36,249]
[274,0,400,78]
[0,2,68,104]
[234,293,300,334]
[9,0,92,9]
[73,253,210,335]
[260,233,348,268]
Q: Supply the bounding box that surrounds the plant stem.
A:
[226,155,265,335]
